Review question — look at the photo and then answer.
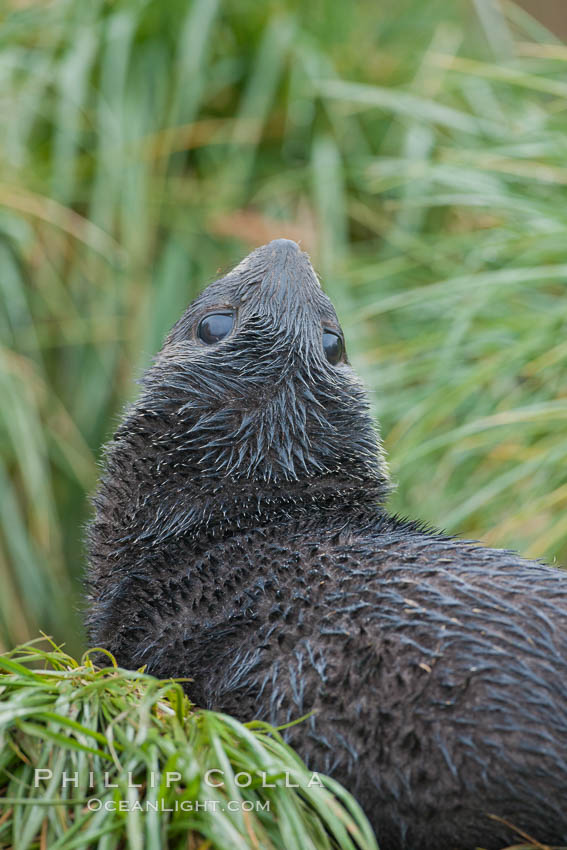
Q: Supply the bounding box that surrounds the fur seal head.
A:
[99,239,390,549]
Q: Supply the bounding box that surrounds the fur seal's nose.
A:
[266,238,302,256]
[259,238,320,294]
[258,238,322,310]
[231,239,321,316]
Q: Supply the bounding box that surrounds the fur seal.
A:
[87,239,567,850]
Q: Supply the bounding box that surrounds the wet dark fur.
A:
[87,240,567,850]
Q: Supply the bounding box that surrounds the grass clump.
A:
[0,639,377,850]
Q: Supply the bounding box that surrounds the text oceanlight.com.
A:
[87,799,272,813]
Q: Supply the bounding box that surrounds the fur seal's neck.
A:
[90,239,389,555]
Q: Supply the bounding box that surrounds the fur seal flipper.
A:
[87,239,567,850]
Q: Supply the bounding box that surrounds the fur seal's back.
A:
[87,239,567,850]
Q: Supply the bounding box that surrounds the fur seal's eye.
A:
[197,312,235,344]
[322,330,344,365]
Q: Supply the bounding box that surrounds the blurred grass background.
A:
[1,0,566,655]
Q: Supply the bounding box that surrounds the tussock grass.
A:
[0,640,377,850]
[1,0,566,654]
